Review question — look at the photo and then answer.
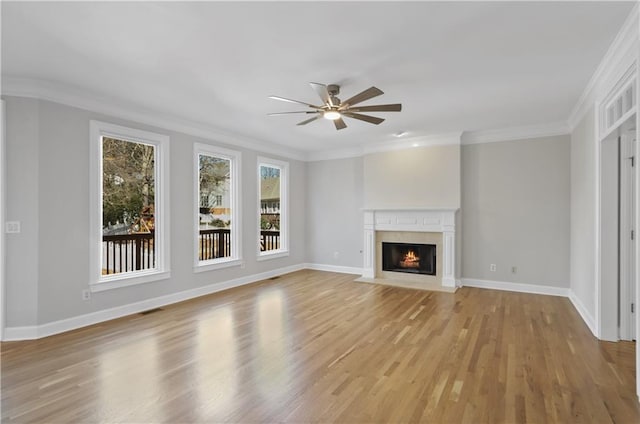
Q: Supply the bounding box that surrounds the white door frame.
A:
[595,62,640,399]
[620,131,636,340]
[1,99,6,341]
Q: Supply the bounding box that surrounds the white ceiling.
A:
[1,1,635,156]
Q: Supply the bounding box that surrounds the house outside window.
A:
[90,121,170,291]
[258,157,288,259]
[195,143,241,271]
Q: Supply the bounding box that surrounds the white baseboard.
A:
[3,263,305,341]
[461,278,600,338]
[4,325,38,341]
[568,290,598,337]
[304,263,363,275]
[461,278,570,297]
[1,267,598,342]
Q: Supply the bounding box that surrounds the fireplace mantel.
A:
[362,208,458,289]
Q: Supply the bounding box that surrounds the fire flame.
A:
[400,250,420,268]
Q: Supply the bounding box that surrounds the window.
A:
[195,144,241,271]
[90,121,170,291]
[258,157,288,259]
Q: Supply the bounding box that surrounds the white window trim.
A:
[194,143,242,272]
[257,156,289,260]
[89,120,170,292]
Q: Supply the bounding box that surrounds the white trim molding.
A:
[305,146,368,162]
[568,290,598,337]
[257,156,289,259]
[3,264,305,341]
[462,278,597,337]
[89,120,171,292]
[306,133,461,162]
[363,132,461,154]
[193,143,242,270]
[461,121,570,145]
[0,100,5,340]
[0,77,583,163]
[568,4,640,130]
[462,278,570,297]
[2,265,599,342]
[2,76,306,161]
[305,263,364,275]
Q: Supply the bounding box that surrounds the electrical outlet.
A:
[5,221,20,234]
[333,251,339,259]
[511,266,517,274]
[82,289,91,301]
[490,264,497,272]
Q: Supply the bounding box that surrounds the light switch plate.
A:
[5,221,20,234]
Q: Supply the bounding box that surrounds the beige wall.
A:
[363,145,461,209]
[461,135,570,287]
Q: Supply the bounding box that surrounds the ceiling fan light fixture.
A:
[324,110,341,120]
[269,82,402,130]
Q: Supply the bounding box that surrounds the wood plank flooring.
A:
[2,269,639,423]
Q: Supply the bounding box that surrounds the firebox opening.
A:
[382,242,436,275]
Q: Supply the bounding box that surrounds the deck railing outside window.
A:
[102,229,281,273]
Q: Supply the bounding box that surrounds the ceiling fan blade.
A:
[268,111,318,116]
[297,115,322,126]
[268,95,321,109]
[341,86,384,107]
[342,112,385,125]
[334,117,347,130]
[345,103,402,113]
[309,82,331,106]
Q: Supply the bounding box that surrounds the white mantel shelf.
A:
[362,208,459,289]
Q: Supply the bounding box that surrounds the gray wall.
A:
[5,94,577,329]
[363,145,461,209]
[461,135,571,287]
[600,134,619,338]
[4,96,307,326]
[306,157,363,268]
[5,97,39,327]
[570,107,597,319]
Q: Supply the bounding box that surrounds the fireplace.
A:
[361,209,457,290]
[382,242,436,275]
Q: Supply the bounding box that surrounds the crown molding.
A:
[364,132,462,153]
[461,121,570,145]
[306,132,462,162]
[1,76,307,161]
[305,146,365,162]
[568,3,640,130]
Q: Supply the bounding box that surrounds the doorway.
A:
[599,115,636,341]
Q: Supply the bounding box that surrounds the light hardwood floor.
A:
[2,269,639,423]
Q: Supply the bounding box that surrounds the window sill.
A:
[257,250,289,261]
[194,258,243,273]
[90,270,171,292]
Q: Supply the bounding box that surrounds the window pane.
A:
[198,154,232,261]
[102,137,156,275]
[260,165,281,252]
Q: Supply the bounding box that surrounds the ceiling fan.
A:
[268,82,402,130]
